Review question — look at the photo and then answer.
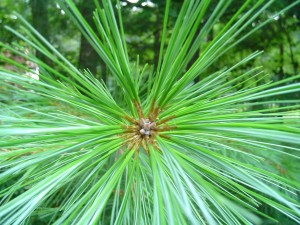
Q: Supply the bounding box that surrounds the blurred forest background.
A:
[1,0,299,88]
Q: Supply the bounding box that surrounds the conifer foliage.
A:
[0,0,300,224]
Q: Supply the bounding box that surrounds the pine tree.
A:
[0,0,300,224]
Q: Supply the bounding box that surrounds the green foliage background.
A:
[1,0,299,79]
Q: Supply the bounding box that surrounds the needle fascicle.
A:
[121,100,175,157]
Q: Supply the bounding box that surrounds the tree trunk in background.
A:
[78,0,106,81]
[153,8,161,68]
[30,0,49,62]
[286,37,298,75]
[277,20,285,81]
[283,27,298,75]
[278,43,284,80]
